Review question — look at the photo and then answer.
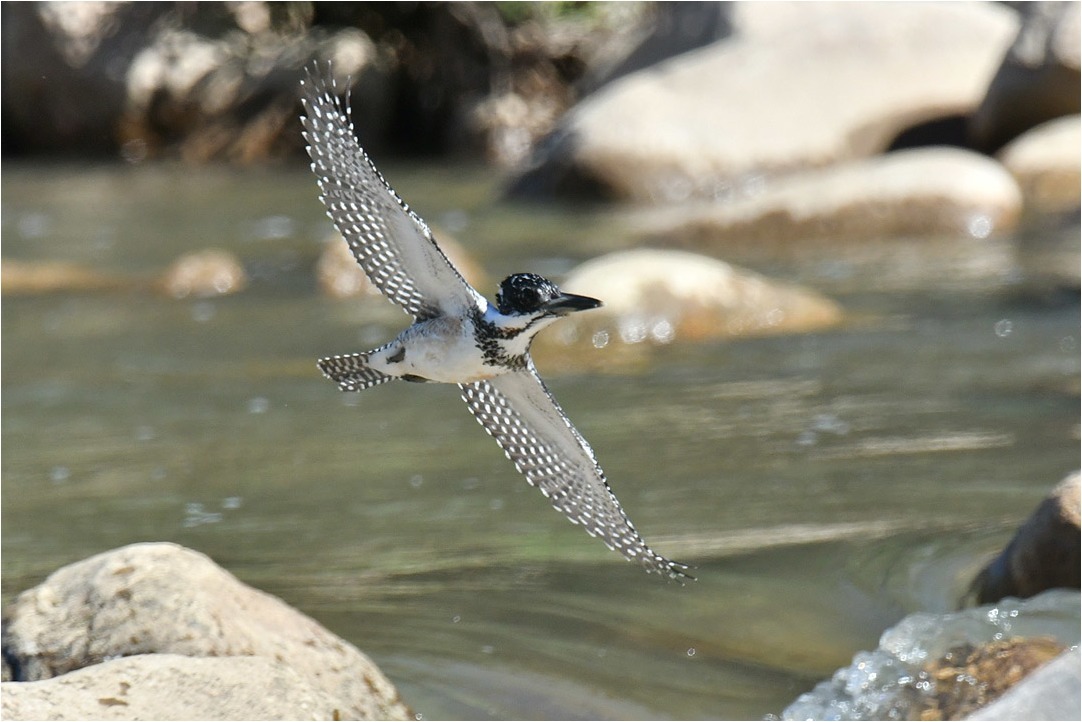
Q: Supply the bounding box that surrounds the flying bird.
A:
[301,65,690,580]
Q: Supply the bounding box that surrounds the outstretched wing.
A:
[460,363,691,580]
[301,64,486,321]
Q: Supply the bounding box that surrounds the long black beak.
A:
[542,292,603,316]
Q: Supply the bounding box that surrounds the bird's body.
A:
[301,64,690,581]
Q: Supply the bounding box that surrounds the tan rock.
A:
[1,542,410,720]
[2,654,333,721]
[636,148,1022,245]
[157,249,247,298]
[998,115,1081,215]
[533,249,842,367]
[512,2,1017,202]
[1,258,130,295]
[969,471,1081,605]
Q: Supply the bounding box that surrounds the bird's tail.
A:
[318,353,396,392]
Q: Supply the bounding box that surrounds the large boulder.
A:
[1,543,410,721]
[633,148,1022,245]
[510,2,1018,203]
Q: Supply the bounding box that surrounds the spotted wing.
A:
[301,64,486,321]
[460,363,691,580]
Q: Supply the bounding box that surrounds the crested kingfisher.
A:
[301,64,690,581]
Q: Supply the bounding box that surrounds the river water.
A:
[2,162,1078,719]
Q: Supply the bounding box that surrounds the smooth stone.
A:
[971,1,1081,152]
[967,471,1081,605]
[1,542,410,720]
[2,654,333,721]
[510,2,1017,202]
[157,249,247,298]
[997,115,1082,215]
[635,148,1022,245]
[532,248,842,367]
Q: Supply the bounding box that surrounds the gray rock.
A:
[971,1,1081,151]
[966,648,1082,721]
[1,542,410,720]
[511,2,1018,202]
[968,471,1081,605]
[2,654,333,721]
[634,148,1022,244]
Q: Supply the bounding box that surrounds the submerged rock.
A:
[967,647,1082,721]
[997,115,1082,216]
[917,637,1067,720]
[511,2,1017,202]
[780,589,1081,721]
[634,148,1022,245]
[967,471,1081,605]
[157,249,248,299]
[1,259,131,295]
[532,248,842,367]
[1,542,410,720]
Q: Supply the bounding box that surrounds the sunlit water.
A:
[2,163,1078,720]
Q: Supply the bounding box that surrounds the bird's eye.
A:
[520,288,540,307]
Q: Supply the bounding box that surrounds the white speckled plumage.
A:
[301,63,690,581]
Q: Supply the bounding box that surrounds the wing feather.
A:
[300,64,485,320]
[460,364,691,580]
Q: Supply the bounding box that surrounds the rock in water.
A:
[1,542,410,720]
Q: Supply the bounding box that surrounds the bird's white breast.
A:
[373,316,505,384]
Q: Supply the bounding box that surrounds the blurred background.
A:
[2,2,1079,720]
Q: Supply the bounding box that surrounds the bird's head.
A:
[496,273,602,318]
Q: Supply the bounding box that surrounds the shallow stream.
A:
[2,163,1078,719]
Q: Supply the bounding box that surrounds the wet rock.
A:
[968,471,1081,605]
[510,3,1017,202]
[1,259,131,295]
[2,654,333,721]
[780,590,1081,721]
[317,229,487,299]
[157,249,248,299]
[1,542,410,720]
[917,636,1066,720]
[971,1,1081,152]
[966,647,1082,721]
[532,249,842,366]
[997,115,1081,216]
[636,148,1022,245]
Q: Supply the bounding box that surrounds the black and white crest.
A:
[496,273,562,315]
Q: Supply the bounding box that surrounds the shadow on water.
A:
[2,163,1078,719]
